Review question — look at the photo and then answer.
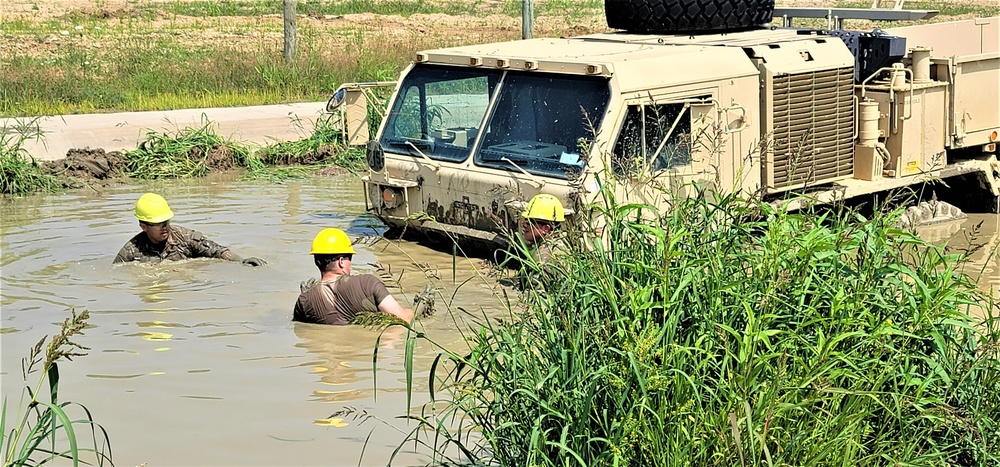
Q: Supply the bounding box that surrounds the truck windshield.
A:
[380,65,501,162]
[380,65,611,177]
[475,73,611,179]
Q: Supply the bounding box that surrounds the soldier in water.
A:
[114,192,266,266]
[293,228,414,325]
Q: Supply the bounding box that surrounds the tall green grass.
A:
[395,185,1000,465]
[1,0,611,117]
[0,119,64,195]
[2,310,113,466]
[125,119,253,179]
[122,116,359,182]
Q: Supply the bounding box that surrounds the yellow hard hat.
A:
[134,193,174,223]
[521,194,565,222]
[310,228,357,255]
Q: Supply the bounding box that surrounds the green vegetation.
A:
[125,117,358,181]
[1,28,411,116]
[158,0,483,18]
[256,116,365,171]
[0,115,356,195]
[125,120,253,179]
[1,0,547,117]
[2,309,112,466]
[839,1,1000,18]
[0,119,65,196]
[394,187,1000,465]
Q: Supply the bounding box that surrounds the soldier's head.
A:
[519,194,564,245]
[310,228,356,274]
[134,193,173,243]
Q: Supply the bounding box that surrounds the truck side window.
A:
[612,103,692,177]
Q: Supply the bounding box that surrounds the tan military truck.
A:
[333,4,999,247]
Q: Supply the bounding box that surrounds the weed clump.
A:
[0,116,359,195]
[2,309,112,466]
[402,190,1000,466]
[0,120,65,195]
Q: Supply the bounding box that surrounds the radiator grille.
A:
[770,67,855,190]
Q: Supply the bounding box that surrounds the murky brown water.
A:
[2,174,999,466]
[1,173,511,466]
[915,213,1000,298]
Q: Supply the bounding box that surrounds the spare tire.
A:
[605,0,775,33]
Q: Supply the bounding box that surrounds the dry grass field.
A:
[2,0,997,115]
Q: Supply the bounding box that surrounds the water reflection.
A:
[917,214,1000,296]
[293,323,411,404]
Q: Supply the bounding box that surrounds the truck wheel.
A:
[605,0,776,33]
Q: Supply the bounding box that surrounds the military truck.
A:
[332,3,999,247]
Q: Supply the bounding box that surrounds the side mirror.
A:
[325,87,347,113]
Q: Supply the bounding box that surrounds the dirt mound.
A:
[44,147,127,183]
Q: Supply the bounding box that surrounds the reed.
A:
[0,119,64,195]
[1,309,113,466]
[395,183,1000,466]
[124,120,253,179]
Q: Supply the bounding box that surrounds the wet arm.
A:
[377,295,414,324]
[188,231,239,261]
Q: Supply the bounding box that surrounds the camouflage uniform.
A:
[530,231,569,269]
[293,274,391,325]
[113,225,234,264]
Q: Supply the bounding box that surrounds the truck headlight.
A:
[382,187,402,209]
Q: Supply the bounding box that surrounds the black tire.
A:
[605,0,775,33]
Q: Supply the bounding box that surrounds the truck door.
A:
[608,97,720,206]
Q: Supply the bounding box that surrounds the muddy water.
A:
[916,213,1000,299]
[3,175,999,466]
[0,173,511,466]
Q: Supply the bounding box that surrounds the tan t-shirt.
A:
[292,274,391,325]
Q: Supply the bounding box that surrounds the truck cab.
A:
[354,14,1000,247]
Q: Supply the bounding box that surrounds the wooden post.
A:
[522,0,533,40]
[283,0,297,61]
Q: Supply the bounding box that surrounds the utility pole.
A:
[283,0,297,61]
[522,0,534,39]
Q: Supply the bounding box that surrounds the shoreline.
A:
[2,101,327,162]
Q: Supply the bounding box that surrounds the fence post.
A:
[283,0,297,61]
[522,0,534,39]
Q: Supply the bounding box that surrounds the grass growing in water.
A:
[395,187,1000,465]
[125,119,253,179]
[255,115,366,173]
[1,309,112,466]
[0,119,64,196]
[124,116,359,182]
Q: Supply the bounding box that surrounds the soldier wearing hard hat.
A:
[113,193,266,266]
[518,193,566,265]
[293,228,414,325]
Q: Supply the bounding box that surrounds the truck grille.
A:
[769,67,855,191]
